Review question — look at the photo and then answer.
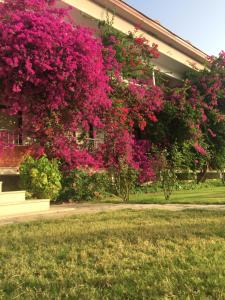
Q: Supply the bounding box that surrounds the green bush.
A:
[20,156,62,200]
[59,166,139,202]
[109,163,138,202]
[58,169,110,202]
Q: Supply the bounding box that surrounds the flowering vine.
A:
[99,20,164,182]
[0,0,112,169]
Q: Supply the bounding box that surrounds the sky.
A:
[124,0,225,56]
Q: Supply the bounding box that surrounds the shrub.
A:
[109,162,138,202]
[20,156,61,200]
[58,169,110,202]
[154,147,180,201]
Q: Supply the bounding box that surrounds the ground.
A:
[1,209,225,299]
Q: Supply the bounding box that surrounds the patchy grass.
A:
[1,209,225,299]
[101,186,225,204]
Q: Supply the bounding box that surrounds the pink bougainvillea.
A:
[98,23,165,182]
[0,0,112,169]
[132,140,155,183]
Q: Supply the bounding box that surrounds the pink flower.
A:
[193,143,207,156]
[207,128,216,138]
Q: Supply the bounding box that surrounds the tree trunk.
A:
[197,163,208,184]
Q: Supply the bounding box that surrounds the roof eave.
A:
[93,0,208,64]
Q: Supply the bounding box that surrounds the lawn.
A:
[1,209,225,299]
[102,186,225,205]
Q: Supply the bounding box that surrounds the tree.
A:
[186,52,225,181]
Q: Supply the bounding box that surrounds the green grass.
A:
[101,186,225,205]
[1,209,225,299]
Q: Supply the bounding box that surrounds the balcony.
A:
[0,129,32,168]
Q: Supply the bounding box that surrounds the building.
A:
[0,0,207,181]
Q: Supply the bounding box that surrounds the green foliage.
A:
[109,162,138,202]
[174,179,224,191]
[155,144,193,201]
[182,142,207,172]
[145,98,193,146]
[19,156,61,200]
[58,169,110,202]
[158,150,177,201]
[207,114,225,174]
[58,166,138,203]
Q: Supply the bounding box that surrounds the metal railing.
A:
[0,129,22,145]
[78,138,103,151]
[0,129,104,149]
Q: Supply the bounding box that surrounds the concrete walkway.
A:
[1,202,225,226]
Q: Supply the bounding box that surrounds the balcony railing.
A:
[0,129,23,146]
[79,138,103,151]
[0,129,104,150]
